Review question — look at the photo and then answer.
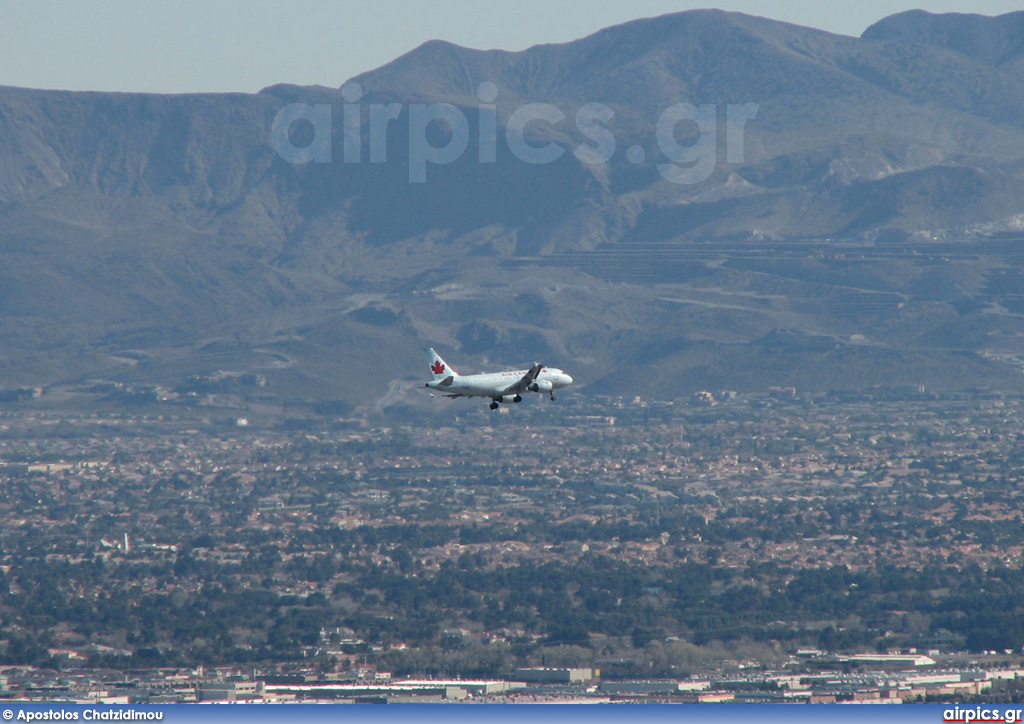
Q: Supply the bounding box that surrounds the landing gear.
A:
[550,393,556,401]
[513,395,522,403]
[489,401,499,410]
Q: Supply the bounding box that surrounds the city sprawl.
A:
[2,389,1024,701]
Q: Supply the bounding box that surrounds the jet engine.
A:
[529,379,554,393]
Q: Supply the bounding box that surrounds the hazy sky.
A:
[1,0,1021,94]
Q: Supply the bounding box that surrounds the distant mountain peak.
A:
[863,10,1024,67]
[3,8,1024,402]
[355,8,855,107]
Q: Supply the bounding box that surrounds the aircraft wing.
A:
[501,363,543,394]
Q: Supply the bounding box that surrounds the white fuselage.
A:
[427,367,573,399]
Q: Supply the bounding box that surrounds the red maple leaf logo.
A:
[431,360,445,375]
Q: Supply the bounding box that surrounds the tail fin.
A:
[426,348,458,380]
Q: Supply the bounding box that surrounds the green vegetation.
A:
[3,551,1024,674]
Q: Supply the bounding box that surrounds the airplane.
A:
[424,347,573,410]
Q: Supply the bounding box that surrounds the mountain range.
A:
[2,9,1024,414]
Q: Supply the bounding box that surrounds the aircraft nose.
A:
[563,373,573,385]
